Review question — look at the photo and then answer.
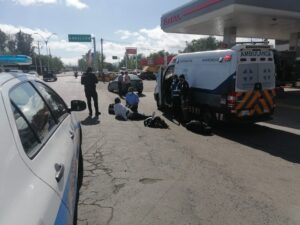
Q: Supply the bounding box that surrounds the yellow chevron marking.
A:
[259,98,269,113]
[263,90,274,106]
[236,91,252,110]
[246,91,260,109]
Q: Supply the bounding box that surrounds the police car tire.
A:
[201,109,215,126]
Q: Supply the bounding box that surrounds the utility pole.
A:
[92,37,97,72]
[37,41,43,75]
[101,38,104,75]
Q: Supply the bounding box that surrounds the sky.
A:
[0,0,205,65]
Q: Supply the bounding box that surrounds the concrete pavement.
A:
[48,75,300,225]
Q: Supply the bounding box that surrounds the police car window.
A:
[10,82,56,157]
[11,104,39,156]
[35,82,68,122]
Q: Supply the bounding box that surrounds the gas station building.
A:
[161,0,300,83]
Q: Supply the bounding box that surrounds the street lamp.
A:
[33,32,57,73]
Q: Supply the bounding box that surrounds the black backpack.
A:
[144,116,169,129]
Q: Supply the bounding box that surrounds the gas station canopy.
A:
[161,0,300,41]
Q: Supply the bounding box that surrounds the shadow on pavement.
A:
[185,121,213,136]
[81,116,100,126]
[213,123,300,164]
[138,93,146,98]
[267,90,300,130]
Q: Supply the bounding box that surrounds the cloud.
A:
[12,0,89,9]
[111,26,203,61]
[13,0,57,6]
[0,23,52,37]
[60,57,80,65]
[65,0,88,9]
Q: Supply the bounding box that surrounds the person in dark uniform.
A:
[177,74,190,122]
[81,67,101,117]
[170,74,180,118]
[118,71,124,97]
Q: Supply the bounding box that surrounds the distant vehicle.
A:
[43,71,57,82]
[8,69,23,73]
[108,74,143,94]
[0,69,86,225]
[155,43,276,124]
[139,72,156,80]
[27,70,39,78]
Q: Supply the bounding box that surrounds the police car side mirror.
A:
[70,100,86,112]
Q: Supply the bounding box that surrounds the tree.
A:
[0,29,7,53]
[183,36,221,53]
[15,31,34,55]
[119,53,143,70]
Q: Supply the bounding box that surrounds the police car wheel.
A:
[202,109,215,125]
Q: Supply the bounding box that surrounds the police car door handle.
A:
[55,163,64,183]
[69,130,74,139]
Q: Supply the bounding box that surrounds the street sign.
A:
[68,34,92,42]
[112,56,118,60]
[126,47,137,55]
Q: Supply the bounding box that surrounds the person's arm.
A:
[93,74,99,84]
[81,75,85,85]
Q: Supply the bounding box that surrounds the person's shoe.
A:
[95,112,101,116]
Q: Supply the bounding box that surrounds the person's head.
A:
[128,87,134,93]
[179,74,185,81]
[125,71,128,75]
[121,71,124,75]
[86,67,92,73]
[115,97,121,104]
[173,74,178,80]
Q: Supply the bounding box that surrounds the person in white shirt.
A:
[113,97,131,120]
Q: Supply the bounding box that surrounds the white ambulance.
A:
[155,43,276,124]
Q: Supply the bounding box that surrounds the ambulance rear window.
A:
[251,58,256,62]
[240,58,247,62]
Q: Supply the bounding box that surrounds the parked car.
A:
[108,74,143,94]
[0,71,86,225]
[139,72,156,80]
[43,71,57,82]
[27,70,39,78]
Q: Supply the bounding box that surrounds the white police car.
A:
[0,56,86,225]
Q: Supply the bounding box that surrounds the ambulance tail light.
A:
[227,92,237,108]
[224,54,232,62]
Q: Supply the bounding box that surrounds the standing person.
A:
[118,71,124,97]
[81,67,101,117]
[125,87,139,113]
[177,74,190,122]
[123,71,131,95]
[170,74,180,118]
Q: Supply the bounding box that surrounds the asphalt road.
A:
[48,75,300,225]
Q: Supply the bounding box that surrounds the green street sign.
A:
[68,34,91,42]
[112,56,118,60]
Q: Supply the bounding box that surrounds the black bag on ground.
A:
[108,104,115,115]
[144,116,169,129]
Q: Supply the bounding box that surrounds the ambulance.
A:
[155,43,276,124]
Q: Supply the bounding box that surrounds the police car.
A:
[0,55,86,225]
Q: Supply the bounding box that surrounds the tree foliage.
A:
[183,36,221,53]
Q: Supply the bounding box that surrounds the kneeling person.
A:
[125,87,139,113]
